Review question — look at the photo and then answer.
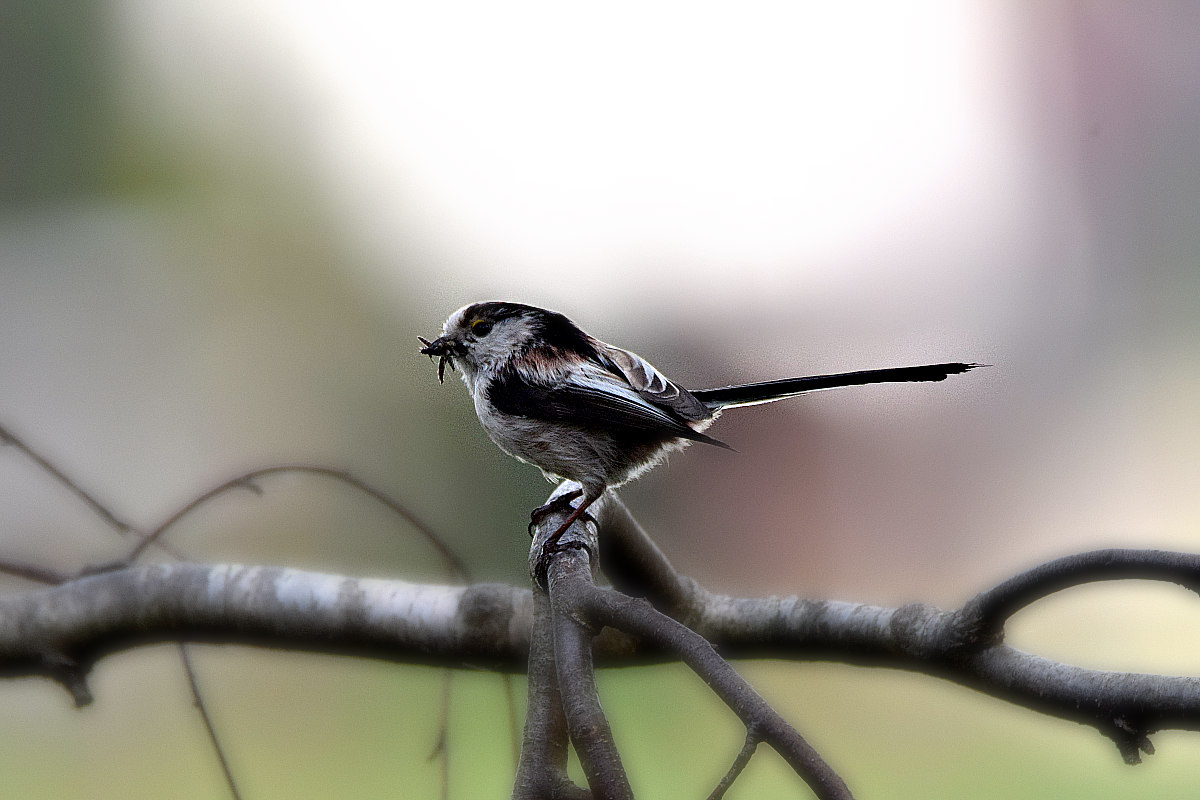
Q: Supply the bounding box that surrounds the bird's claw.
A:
[527,489,584,536]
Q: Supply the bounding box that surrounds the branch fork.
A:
[520,482,853,800]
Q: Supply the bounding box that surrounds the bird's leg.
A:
[539,490,602,555]
[528,488,584,536]
[531,488,602,587]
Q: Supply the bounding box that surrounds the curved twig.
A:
[958,548,1200,640]
[0,423,230,795]
[126,465,470,581]
[0,435,477,800]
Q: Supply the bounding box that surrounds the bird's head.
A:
[419,301,592,384]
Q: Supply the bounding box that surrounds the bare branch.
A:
[533,484,850,799]
[691,593,1200,763]
[512,590,590,800]
[4,527,1200,781]
[126,465,470,581]
[708,730,759,800]
[594,493,700,618]
[4,555,1200,757]
[958,548,1200,640]
[547,557,634,800]
[180,645,243,800]
[578,584,852,800]
[0,564,529,700]
[0,422,131,536]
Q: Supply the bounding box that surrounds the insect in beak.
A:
[417,336,456,383]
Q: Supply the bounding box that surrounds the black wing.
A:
[591,340,712,422]
[487,363,732,449]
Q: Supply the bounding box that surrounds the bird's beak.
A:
[417,336,459,383]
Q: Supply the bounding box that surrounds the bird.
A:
[419,301,980,559]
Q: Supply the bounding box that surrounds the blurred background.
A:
[2,0,1200,797]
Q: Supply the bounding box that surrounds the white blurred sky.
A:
[113,0,1032,320]
[32,0,1194,587]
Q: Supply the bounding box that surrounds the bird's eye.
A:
[471,319,494,337]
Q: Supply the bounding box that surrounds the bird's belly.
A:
[476,405,687,491]
[480,414,595,482]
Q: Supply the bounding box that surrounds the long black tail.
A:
[692,363,983,410]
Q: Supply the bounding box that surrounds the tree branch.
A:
[574,584,853,799]
[549,557,634,800]
[2,545,1199,772]
[533,482,635,799]
[530,484,851,799]
[512,590,590,800]
[0,563,529,700]
[958,548,1200,640]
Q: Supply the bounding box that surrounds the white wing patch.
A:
[568,360,690,429]
[593,340,710,421]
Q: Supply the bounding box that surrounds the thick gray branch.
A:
[2,556,1199,765]
[0,563,530,689]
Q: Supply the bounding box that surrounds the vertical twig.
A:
[525,484,634,799]
[180,645,243,800]
[502,673,521,767]
[0,422,242,799]
[512,590,588,800]
[429,670,453,800]
[547,554,634,800]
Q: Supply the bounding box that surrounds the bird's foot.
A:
[531,491,601,588]
[528,489,584,536]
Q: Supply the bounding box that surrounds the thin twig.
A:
[1,429,479,799]
[180,644,244,800]
[578,584,854,800]
[959,548,1200,640]
[0,423,130,535]
[428,670,453,800]
[0,557,73,585]
[126,465,470,580]
[708,730,760,800]
[124,464,474,793]
[0,423,238,798]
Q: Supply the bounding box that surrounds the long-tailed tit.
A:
[419,301,980,555]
